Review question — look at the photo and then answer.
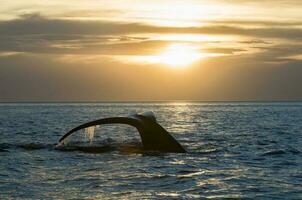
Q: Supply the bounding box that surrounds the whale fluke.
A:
[58,112,186,153]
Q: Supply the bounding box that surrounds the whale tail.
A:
[58,112,186,153]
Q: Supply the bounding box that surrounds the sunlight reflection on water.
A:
[0,102,302,199]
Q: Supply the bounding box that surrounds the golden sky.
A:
[1,0,302,101]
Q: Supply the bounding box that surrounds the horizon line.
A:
[1,100,302,104]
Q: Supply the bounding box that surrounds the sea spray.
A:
[56,125,100,147]
[84,125,100,144]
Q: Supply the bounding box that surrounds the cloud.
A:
[1,13,302,37]
[239,39,271,44]
[0,13,156,36]
[202,47,245,54]
[0,35,172,55]
[208,19,302,27]
[219,0,302,5]
[248,44,302,63]
[0,13,302,59]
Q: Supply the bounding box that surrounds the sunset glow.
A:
[141,44,202,67]
[0,0,302,101]
[157,44,201,67]
[1,1,302,199]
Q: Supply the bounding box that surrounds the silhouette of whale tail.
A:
[58,112,186,153]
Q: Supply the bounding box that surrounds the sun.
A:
[151,44,201,68]
[115,43,210,68]
[154,44,200,67]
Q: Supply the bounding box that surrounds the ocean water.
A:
[0,102,301,199]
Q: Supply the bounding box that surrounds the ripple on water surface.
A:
[0,102,302,199]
